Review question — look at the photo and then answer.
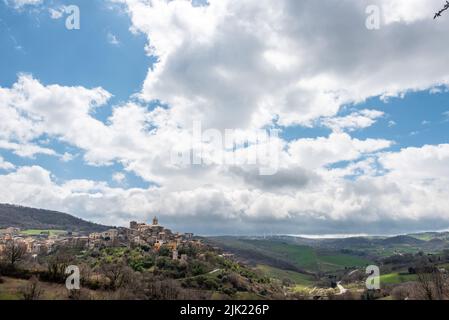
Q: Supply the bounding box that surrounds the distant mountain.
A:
[380,235,425,246]
[209,231,449,266]
[0,203,110,233]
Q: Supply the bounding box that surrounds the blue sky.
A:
[0,0,153,187]
[1,0,449,235]
[2,0,448,182]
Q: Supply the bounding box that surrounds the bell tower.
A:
[152,216,159,226]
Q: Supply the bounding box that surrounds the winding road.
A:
[336,281,348,295]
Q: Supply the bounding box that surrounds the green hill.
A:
[207,237,373,273]
[0,203,110,233]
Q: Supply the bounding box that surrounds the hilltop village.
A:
[0,217,199,260]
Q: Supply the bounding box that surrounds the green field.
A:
[242,240,372,272]
[379,273,417,284]
[211,238,373,273]
[256,264,315,286]
[20,229,67,236]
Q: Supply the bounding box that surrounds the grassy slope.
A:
[210,238,373,273]
[0,277,111,300]
[379,273,418,285]
[256,265,315,286]
[20,229,67,236]
[0,277,68,300]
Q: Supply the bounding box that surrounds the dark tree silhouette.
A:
[434,1,449,19]
[2,241,27,267]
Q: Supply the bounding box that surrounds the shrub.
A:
[20,276,44,300]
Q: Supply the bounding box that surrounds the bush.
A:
[20,276,44,300]
[190,261,207,276]
[158,247,171,257]
[68,288,92,300]
[202,277,220,290]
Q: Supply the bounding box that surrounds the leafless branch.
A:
[434,1,449,19]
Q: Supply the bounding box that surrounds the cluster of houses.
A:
[0,227,59,256]
[0,217,199,261]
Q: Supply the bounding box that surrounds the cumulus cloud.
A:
[287,133,392,170]
[6,0,42,9]
[0,157,15,170]
[379,144,449,181]
[112,172,126,184]
[114,0,449,130]
[1,157,449,235]
[1,0,449,234]
[320,110,385,132]
[0,74,112,158]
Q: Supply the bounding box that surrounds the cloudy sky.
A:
[1,0,449,236]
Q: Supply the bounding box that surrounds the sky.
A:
[0,0,449,236]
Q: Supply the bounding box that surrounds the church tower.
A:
[152,216,159,226]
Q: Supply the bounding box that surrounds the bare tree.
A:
[100,261,133,291]
[416,266,448,300]
[2,241,27,267]
[47,249,72,282]
[434,1,449,19]
[416,272,433,300]
[20,276,44,300]
[144,278,182,300]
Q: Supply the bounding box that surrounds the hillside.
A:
[206,237,373,274]
[0,203,110,233]
[208,232,449,277]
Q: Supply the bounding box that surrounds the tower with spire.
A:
[152,216,159,226]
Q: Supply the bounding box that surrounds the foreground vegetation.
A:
[209,236,449,300]
[3,232,449,300]
[0,241,285,300]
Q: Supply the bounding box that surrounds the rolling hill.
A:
[208,232,449,277]
[206,237,373,274]
[0,203,110,233]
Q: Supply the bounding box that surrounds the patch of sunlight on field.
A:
[380,273,417,284]
[20,229,67,236]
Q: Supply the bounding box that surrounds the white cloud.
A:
[288,133,392,170]
[60,152,75,162]
[0,140,57,158]
[6,0,42,9]
[0,157,15,170]
[49,7,65,19]
[112,172,126,184]
[0,74,112,158]
[1,156,449,234]
[113,0,449,130]
[388,120,397,127]
[107,32,120,46]
[1,1,449,234]
[321,110,385,132]
[379,144,449,181]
